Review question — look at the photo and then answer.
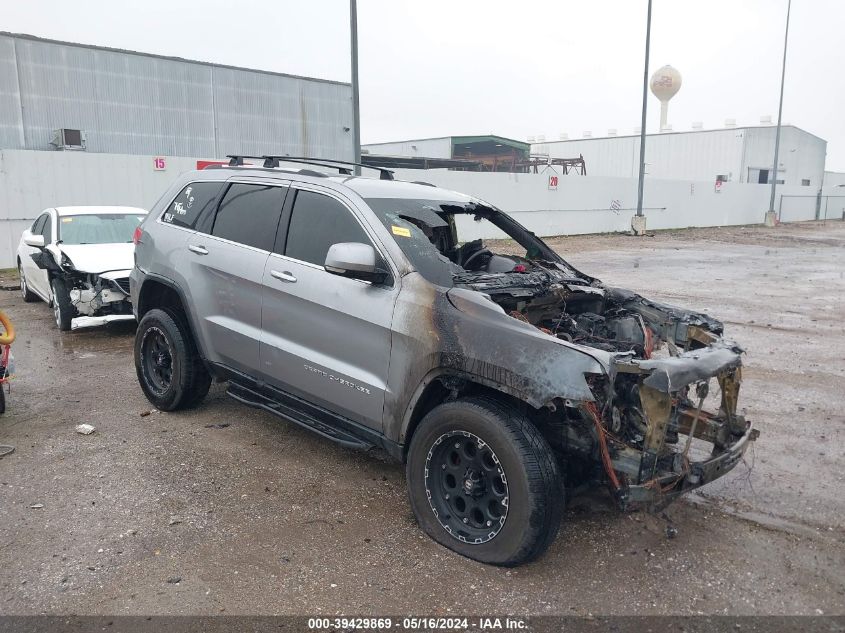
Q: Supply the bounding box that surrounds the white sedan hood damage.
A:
[55,243,135,274]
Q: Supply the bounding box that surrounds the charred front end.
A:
[452,252,758,510]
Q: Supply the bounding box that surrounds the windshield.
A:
[58,213,145,245]
[364,198,562,286]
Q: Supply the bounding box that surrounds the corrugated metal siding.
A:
[0,33,353,160]
[0,37,24,148]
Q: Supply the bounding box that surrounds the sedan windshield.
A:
[58,214,145,245]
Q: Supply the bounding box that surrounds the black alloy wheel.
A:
[140,326,173,394]
[425,430,509,544]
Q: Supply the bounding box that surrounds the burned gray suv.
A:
[131,156,757,566]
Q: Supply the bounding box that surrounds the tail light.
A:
[132,226,143,245]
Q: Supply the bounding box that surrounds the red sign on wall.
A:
[197,160,229,170]
[548,174,559,190]
[153,157,166,170]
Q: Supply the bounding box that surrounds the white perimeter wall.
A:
[390,169,818,243]
[0,149,824,268]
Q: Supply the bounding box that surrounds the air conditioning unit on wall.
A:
[51,128,87,150]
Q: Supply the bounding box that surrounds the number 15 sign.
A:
[153,157,167,171]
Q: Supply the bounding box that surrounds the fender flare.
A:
[397,367,542,446]
[136,273,209,363]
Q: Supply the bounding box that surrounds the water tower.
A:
[650,65,682,132]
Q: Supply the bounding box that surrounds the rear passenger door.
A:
[259,186,398,432]
[184,180,288,376]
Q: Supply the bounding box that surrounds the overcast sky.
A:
[6,0,845,170]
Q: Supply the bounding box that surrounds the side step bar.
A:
[226,382,375,451]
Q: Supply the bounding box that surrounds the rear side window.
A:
[211,183,286,251]
[41,215,52,243]
[285,190,372,266]
[161,182,221,230]
[32,214,47,234]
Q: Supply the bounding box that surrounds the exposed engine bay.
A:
[369,197,757,509]
[31,248,134,327]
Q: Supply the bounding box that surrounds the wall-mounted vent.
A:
[724,118,737,128]
[51,128,86,150]
[607,129,617,137]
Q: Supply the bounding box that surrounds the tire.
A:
[406,396,563,566]
[51,278,74,331]
[134,308,211,411]
[19,263,37,302]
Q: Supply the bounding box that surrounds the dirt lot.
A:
[1,221,843,616]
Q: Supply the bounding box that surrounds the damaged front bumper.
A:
[596,327,759,510]
[71,314,136,330]
[624,417,758,509]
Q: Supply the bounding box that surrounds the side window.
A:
[41,214,52,243]
[161,182,222,230]
[211,183,286,251]
[285,190,373,267]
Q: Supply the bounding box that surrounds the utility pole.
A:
[633,0,653,236]
[766,0,792,225]
[350,0,362,175]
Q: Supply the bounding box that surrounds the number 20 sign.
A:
[548,174,559,190]
[153,157,167,171]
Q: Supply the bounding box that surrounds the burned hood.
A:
[56,243,135,274]
[614,341,743,393]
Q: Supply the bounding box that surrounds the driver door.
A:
[259,186,398,432]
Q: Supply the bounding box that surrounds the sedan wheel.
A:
[19,265,37,302]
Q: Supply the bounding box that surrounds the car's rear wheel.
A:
[51,278,74,331]
[19,263,37,303]
[135,308,210,411]
[406,396,563,566]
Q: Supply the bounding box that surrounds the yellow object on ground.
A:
[0,310,15,345]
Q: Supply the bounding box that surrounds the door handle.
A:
[271,270,297,283]
[188,244,209,255]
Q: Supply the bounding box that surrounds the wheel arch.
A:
[398,368,532,460]
[136,275,210,365]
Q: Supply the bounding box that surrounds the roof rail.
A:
[226,155,395,180]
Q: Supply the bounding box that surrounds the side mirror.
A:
[24,232,45,248]
[324,242,389,284]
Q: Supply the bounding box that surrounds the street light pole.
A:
[350,0,362,175]
[634,0,653,232]
[767,0,792,219]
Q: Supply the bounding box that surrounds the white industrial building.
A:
[532,124,826,188]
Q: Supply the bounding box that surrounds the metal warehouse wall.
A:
[362,138,453,159]
[0,149,824,269]
[535,126,825,187]
[0,33,354,160]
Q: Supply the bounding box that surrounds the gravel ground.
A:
[0,221,843,616]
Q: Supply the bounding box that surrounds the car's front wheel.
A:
[51,278,74,331]
[19,263,37,302]
[134,308,211,411]
[406,396,563,566]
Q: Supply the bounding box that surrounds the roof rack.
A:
[226,155,395,181]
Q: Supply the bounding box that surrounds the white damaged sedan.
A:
[17,206,147,330]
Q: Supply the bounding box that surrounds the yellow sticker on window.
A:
[61,217,73,223]
[391,225,411,238]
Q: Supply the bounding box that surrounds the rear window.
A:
[161,182,222,230]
